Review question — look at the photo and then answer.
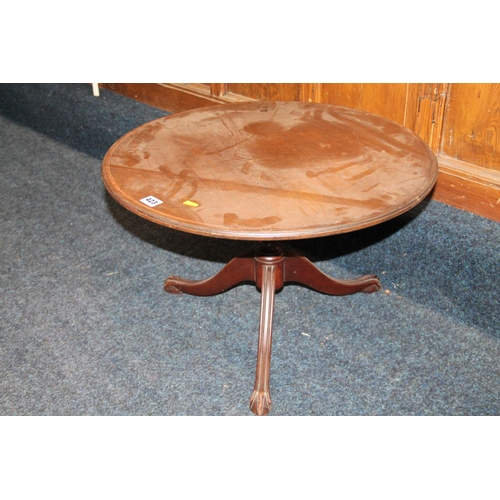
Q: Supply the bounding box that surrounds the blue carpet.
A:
[1,84,499,415]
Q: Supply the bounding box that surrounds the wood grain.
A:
[413,84,450,153]
[300,83,323,103]
[226,83,301,101]
[433,154,500,222]
[442,83,500,170]
[210,83,227,98]
[320,83,417,127]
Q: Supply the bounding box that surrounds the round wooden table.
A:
[102,101,438,415]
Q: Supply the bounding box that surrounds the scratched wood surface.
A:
[102,101,438,240]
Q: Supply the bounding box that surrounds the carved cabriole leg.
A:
[164,250,255,296]
[249,250,284,416]
[283,251,381,295]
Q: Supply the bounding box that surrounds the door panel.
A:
[441,83,500,171]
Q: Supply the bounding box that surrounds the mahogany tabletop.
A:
[102,101,438,240]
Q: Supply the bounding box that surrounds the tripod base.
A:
[164,243,381,415]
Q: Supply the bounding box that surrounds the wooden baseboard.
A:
[98,83,500,224]
[433,155,500,222]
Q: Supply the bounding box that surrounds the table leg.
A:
[163,243,380,416]
[283,251,381,295]
[164,250,255,295]
[249,250,284,416]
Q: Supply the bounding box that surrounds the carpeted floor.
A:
[1,83,499,416]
